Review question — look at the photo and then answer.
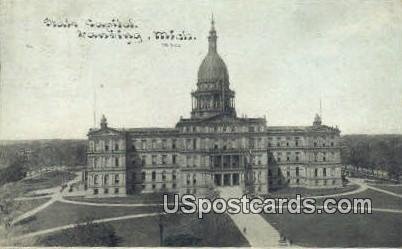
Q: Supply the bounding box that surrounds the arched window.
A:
[115,157,119,167]
[296,167,299,176]
[114,174,120,184]
[104,174,109,185]
[193,174,197,184]
[172,170,177,181]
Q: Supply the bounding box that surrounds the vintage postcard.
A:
[0,0,401,248]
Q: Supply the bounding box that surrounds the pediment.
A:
[88,127,123,137]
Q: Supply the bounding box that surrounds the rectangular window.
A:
[114,188,119,194]
[162,155,167,164]
[172,154,177,164]
[249,138,255,149]
[172,139,176,149]
[162,139,167,149]
[152,155,157,165]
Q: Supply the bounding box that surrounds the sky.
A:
[0,0,402,140]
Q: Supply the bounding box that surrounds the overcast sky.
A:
[1,0,402,140]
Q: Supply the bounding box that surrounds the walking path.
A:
[11,173,81,225]
[219,187,281,247]
[7,175,402,247]
[308,178,368,199]
[59,198,164,207]
[367,184,402,199]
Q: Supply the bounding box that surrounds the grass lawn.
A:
[36,212,249,247]
[19,171,76,194]
[262,211,402,247]
[65,192,175,204]
[369,185,402,195]
[265,184,359,198]
[314,189,402,210]
[14,200,160,234]
[13,198,51,215]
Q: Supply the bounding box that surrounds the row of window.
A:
[270,151,338,162]
[269,178,338,186]
[181,125,265,133]
[89,140,122,152]
[141,154,178,165]
[93,188,121,195]
[93,174,121,185]
[92,157,121,168]
[134,137,267,151]
[268,167,338,177]
[138,170,178,182]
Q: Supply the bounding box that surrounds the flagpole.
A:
[93,83,97,128]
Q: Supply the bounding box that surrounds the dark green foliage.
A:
[341,135,402,180]
[41,220,121,247]
[0,159,26,186]
[0,139,87,170]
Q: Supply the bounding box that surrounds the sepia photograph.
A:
[0,0,401,247]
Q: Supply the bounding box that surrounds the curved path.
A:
[306,178,368,199]
[59,198,164,207]
[367,185,402,199]
[2,212,161,245]
[11,173,81,225]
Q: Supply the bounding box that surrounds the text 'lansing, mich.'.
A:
[43,18,197,46]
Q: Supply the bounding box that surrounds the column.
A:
[221,155,223,169]
[230,174,233,186]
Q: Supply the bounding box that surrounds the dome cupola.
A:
[190,16,236,119]
[197,16,229,84]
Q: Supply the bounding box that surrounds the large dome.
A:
[197,52,229,83]
[197,17,229,84]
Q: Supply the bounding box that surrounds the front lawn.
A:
[35,212,249,247]
[64,192,174,204]
[14,200,160,234]
[262,211,402,247]
[314,189,402,210]
[265,184,359,198]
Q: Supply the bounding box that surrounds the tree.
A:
[0,159,26,186]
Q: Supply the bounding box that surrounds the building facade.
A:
[85,20,343,197]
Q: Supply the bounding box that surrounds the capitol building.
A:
[84,19,343,197]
